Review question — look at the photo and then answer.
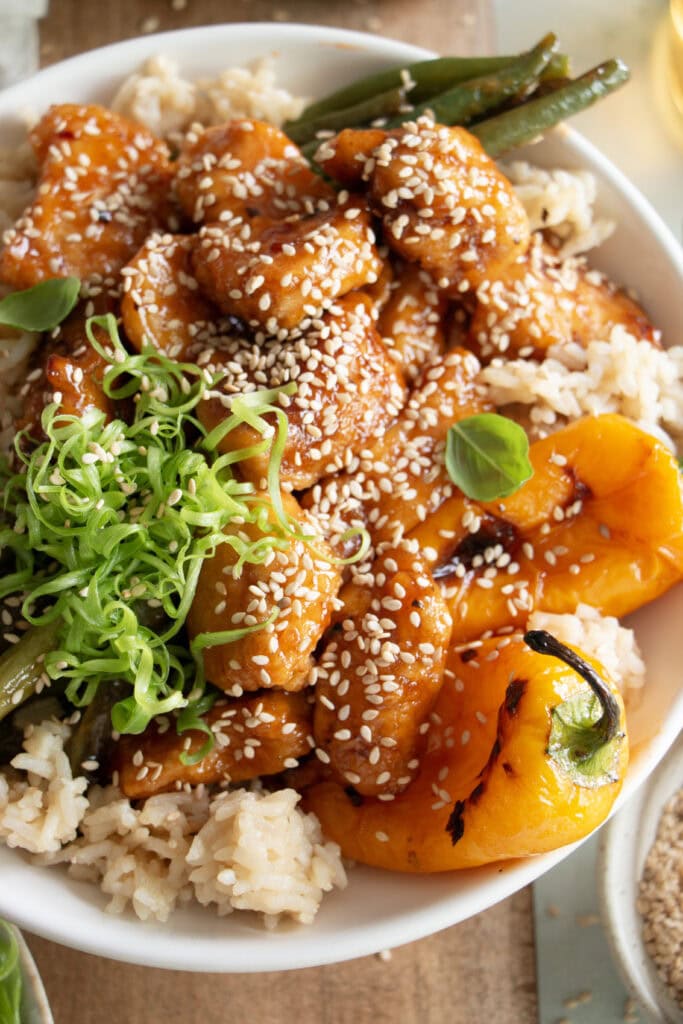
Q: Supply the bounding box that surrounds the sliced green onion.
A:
[0,314,302,739]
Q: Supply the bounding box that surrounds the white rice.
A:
[0,720,88,854]
[503,159,614,258]
[111,54,306,138]
[187,788,347,927]
[480,326,683,447]
[0,722,346,924]
[527,603,646,704]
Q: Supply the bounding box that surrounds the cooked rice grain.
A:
[480,326,683,446]
[112,55,306,137]
[528,603,645,704]
[0,720,88,854]
[503,159,614,257]
[187,788,347,926]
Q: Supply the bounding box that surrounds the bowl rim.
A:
[1,20,683,973]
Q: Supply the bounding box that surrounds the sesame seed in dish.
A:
[1,49,683,930]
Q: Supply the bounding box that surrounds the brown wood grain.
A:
[26,2,537,1022]
[27,888,537,1024]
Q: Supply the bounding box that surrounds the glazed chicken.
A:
[186,491,343,694]
[121,232,222,359]
[312,540,452,797]
[316,120,531,294]
[4,100,676,841]
[191,198,383,333]
[174,119,335,223]
[115,690,313,799]
[0,104,175,290]
[196,292,406,491]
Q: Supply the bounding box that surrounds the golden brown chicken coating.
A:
[315,128,385,188]
[115,690,313,799]
[304,347,491,548]
[192,197,383,334]
[317,119,530,294]
[0,104,174,290]
[186,491,343,695]
[312,540,452,796]
[197,292,407,491]
[469,237,658,359]
[377,260,448,381]
[121,232,221,359]
[16,299,117,441]
[174,118,335,223]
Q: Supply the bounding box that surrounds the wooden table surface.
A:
[24,2,537,1022]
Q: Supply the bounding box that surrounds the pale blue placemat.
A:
[533,835,643,1024]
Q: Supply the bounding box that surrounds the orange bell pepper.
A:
[409,414,683,642]
[305,630,627,872]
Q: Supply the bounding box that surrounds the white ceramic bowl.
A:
[598,734,683,1024]
[1,22,683,973]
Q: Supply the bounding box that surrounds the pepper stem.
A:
[523,629,621,744]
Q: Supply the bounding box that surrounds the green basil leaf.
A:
[0,277,80,332]
[445,412,533,501]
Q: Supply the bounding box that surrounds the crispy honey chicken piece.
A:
[0,104,174,290]
[115,690,313,799]
[186,491,343,694]
[16,299,117,442]
[192,197,383,335]
[315,128,385,189]
[304,347,491,547]
[377,261,448,381]
[317,119,530,294]
[196,292,407,491]
[469,237,658,360]
[121,233,222,359]
[312,540,452,797]
[175,118,335,223]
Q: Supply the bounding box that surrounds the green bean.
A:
[384,33,558,129]
[0,622,59,723]
[285,51,571,135]
[471,59,630,157]
[66,678,127,778]
[286,86,406,146]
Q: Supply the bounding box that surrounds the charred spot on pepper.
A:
[502,761,515,776]
[432,513,520,579]
[459,647,479,664]
[469,781,486,805]
[563,469,593,510]
[504,678,527,716]
[446,800,466,845]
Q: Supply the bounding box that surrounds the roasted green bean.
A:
[0,622,59,723]
[286,86,406,145]
[285,51,571,133]
[471,59,629,157]
[384,33,558,129]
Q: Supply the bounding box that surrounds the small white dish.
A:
[1,21,683,972]
[598,734,683,1024]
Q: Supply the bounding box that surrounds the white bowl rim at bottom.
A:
[0,21,682,972]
